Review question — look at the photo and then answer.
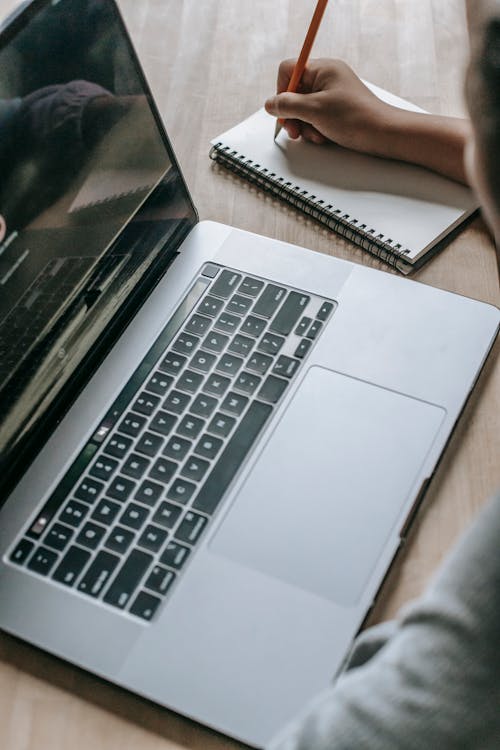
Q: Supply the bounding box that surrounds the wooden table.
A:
[1,1,499,748]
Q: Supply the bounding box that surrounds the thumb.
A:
[264,91,316,123]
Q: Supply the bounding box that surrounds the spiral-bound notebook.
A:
[210,83,477,273]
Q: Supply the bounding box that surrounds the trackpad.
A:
[210,367,445,606]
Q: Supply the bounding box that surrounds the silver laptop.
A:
[0,0,498,747]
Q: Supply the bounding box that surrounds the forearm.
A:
[369,107,472,184]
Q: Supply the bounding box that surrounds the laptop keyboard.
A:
[8,263,336,622]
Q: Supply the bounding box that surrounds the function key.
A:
[10,538,35,565]
[175,511,207,545]
[240,315,266,338]
[159,352,187,376]
[258,332,285,356]
[238,276,264,297]
[76,521,106,550]
[145,372,174,397]
[306,320,323,339]
[210,270,242,299]
[190,349,216,374]
[162,391,190,416]
[185,314,212,336]
[317,301,335,321]
[105,526,134,555]
[272,355,300,379]
[52,545,90,586]
[132,392,161,417]
[44,523,74,552]
[107,475,135,503]
[201,263,220,278]
[60,500,89,528]
[172,331,200,356]
[118,412,146,438]
[258,375,289,404]
[220,391,248,417]
[103,549,154,609]
[129,590,162,621]
[198,295,224,318]
[159,541,190,570]
[226,294,253,316]
[167,478,196,504]
[207,412,236,438]
[294,316,312,336]
[103,434,133,461]
[270,292,310,336]
[74,476,105,504]
[214,311,241,333]
[203,373,230,398]
[27,546,59,576]
[78,550,120,598]
[253,284,287,318]
[294,338,312,359]
[145,565,176,595]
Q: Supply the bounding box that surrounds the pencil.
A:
[274,0,329,140]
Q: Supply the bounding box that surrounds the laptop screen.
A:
[0,0,197,492]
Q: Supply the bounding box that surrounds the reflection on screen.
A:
[0,0,196,485]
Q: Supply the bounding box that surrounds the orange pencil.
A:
[274,0,329,140]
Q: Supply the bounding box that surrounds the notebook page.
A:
[211,85,477,261]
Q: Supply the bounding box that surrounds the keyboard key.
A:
[163,390,191,415]
[207,412,236,437]
[52,545,90,586]
[163,435,192,461]
[167,478,196,504]
[175,512,207,545]
[119,502,150,530]
[177,414,205,440]
[89,456,119,482]
[159,541,190,570]
[60,500,89,528]
[198,295,224,317]
[177,369,204,394]
[185,313,212,336]
[210,270,242,299]
[107,475,135,503]
[247,351,273,375]
[118,412,146,438]
[258,375,289,403]
[74,477,104,504]
[103,435,133,461]
[228,333,254,357]
[226,294,253,316]
[132,392,161,417]
[294,338,312,359]
[149,457,178,483]
[135,432,164,458]
[172,331,200,355]
[306,319,323,339]
[270,292,310,336]
[137,524,168,553]
[214,311,241,333]
[220,391,248,416]
[216,353,244,377]
[159,351,187,376]
[105,526,135,555]
[44,523,74,552]
[10,538,35,564]
[181,456,210,482]
[104,549,154,609]
[194,434,223,460]
[203,373,230,397]
[317,301,335,321]
[145,565,176,594]
[258,332,286,356]
[152,501,182,530]
[193,401,272,515]
[294,316,312,336]
[122,453,151,480]
[78,551,120,597]
[130,590,162,621]
[238,276,264,297]
[202,330,229,353]
[201,262,220,278]
[272,355,300,379]
[76,522,106,550]
[135,479,164,506]
[145,372,174,397]
[150,409,178,435]
[190,393,217,419]
[252,284,287,318]
[240,315,266,338]
[91,498,121,526]
[234,371,261,395]
[190,349,216,373]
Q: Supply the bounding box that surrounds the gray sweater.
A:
[269,492,500,750]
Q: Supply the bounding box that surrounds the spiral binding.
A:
[209,143,413,273]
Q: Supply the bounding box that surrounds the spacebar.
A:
[192,400,273,515]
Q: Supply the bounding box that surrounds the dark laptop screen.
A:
[0,0,197,491]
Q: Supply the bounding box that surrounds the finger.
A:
[283,119,303,140]
[277,58,298,94]
[299,122,326,145]
[265,91,318,123]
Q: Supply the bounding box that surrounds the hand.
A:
[264,58,394,154]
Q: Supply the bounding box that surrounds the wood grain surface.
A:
[0,1,498,748]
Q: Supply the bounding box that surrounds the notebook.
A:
[210,83,478,274]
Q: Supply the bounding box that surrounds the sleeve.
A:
[268,491,500,750]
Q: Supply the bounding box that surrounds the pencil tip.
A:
[274,122,282,141]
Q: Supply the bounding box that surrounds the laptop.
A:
[0,0,498,746]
